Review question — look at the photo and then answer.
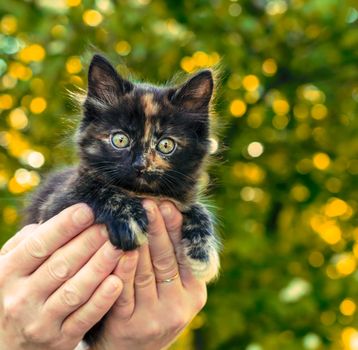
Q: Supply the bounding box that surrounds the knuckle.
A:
[169,312,188,331]
[22,323,46,343]
[152,252,177,274]
[144,321,162,339]
[3,294,26,320]
[135,272,155,288]
[91,260,107,276]
[61,285,83,307]
[25,236,48,258]
[47,257,71,281]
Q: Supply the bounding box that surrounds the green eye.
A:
[111,132,130,149]
[157,138,176,154]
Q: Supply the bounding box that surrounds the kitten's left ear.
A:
[87,54,133,104]
[171,70,214,112]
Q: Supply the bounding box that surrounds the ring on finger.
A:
[156,272,179,284]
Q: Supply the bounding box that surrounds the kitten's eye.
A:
[111,132,130,149]
[157,138,176,154]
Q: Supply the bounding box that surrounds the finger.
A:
[44,241,123,321]
[61,275,123,339]
[7,203,94,276]
[111,250,138,320]
[134,243,157,306]
[160,202,198,289]
[29,224,108,298]
[143,200,182,295]
[0,224,38,255]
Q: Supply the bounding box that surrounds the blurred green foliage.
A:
[0,0,358,349]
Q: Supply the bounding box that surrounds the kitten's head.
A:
[78,54,215,202]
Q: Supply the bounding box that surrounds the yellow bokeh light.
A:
[242,75,260,91]
[227,74,241,90]
[313,152,330,170]
[247,108,263,128]
[51,24,66,38]
[208,52,220,66]
[193,51,209,67]
[232,162,266,184]
[69,75,84,87]
[353,243,358,259]
[324,198,349,217]
[1,15,18,35]
[244,90,260,104]
[230,99,247,117]
[262,58,277,76]
[308,251,324,267]
[340,299,356,316]
[310,215,342,245]
[272,99,290,115]
[18,44,46,63]
[3,206,18,225]
[342,327,358,350]
[9,62,32,80]
[180,57,195,73]
[83,9,103,27]
[0,94,14,110]
[66,0,81,6]
[8,108,28,130]
[311,104,328,120]
[272,114,289,129]
[291,184,310,202]
[2,74,17,89]
[115,41,132,56]
[336,254,356,276]
[8,177,27,194]
[66,56,82,74]
[293,104,309,120]
[30,97,47,114]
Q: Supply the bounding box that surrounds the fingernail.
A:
[104,277,121,295]
[143,201,156,222]
[72,204,93,226]
[159,204,172,220]
[104,243,122,260]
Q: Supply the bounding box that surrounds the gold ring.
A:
[156,272,179,284]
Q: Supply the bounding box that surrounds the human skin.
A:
[91,199,208,350]
[0,201,207,350]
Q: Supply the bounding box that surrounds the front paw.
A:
[103,201,148,251]
[182,234,220,283]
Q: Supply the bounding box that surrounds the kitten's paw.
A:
[182,236,220,283]
[105,201,148,251]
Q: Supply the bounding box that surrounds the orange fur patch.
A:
[147,150,171,171]
[141,93,159,117]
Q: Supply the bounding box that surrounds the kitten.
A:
[24,54,220,344]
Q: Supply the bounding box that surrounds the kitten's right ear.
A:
[87,54,133,104]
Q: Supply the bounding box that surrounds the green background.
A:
[0,0,358,349]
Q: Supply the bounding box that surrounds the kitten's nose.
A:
[133,157,146,173]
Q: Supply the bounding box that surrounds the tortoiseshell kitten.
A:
[25,54,220,344]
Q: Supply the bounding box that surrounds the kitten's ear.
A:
[170,70,213,112]
[87,54,133,104]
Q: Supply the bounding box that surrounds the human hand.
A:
[92,200,207,350]
[0,204,125,350]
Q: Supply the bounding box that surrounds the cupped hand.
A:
[93,200,207,350]
[0,204,124,350]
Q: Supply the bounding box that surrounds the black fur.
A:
[24,54,220,345]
